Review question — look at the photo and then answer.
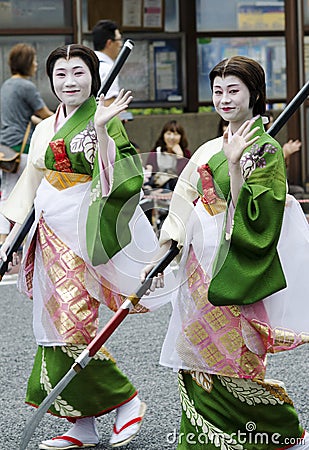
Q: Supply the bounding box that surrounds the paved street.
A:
[0,279,308,450]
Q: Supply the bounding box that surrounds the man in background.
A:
[92,19,122,105]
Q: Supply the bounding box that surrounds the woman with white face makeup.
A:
[141,56,309,449]
[0,44,168,449]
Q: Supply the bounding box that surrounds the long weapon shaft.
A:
[19,240,179,450]
[0,207,34,279]
[97,39,134,97]
[267,80,309,137]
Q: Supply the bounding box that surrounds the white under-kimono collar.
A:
[54,103,79,133]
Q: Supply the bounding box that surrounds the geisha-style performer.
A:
[141,56,309,449]
[0,44,168,449]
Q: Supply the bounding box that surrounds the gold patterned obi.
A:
[176,247,267,380]
[45,169,91,191]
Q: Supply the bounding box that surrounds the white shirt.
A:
[95,50,120,100]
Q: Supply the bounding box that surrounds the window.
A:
[197,36,286,102]
[0,0,72,29]
[196,0,284,32]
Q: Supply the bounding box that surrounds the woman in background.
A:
[146,120,191,191]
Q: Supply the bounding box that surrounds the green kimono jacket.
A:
[207,117,287,305]
[44,96,143,265]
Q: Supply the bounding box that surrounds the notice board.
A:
[88,0,164,31]
[118,33,186,107]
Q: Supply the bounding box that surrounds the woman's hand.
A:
[94,89,133,130]
[94,89,133,177]
[140,240,171,294]
[0,240,20,272]
[283,139,301,159]
[171,143,184,158]
[223,118,260,207]
[0,222,22,271]
[223,118,260,165]
[140,263,165,295]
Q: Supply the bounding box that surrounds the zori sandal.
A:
[109,401,147,447]
[39,435,98,449]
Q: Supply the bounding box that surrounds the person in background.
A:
[92,19,123,106]
[0,43,53,244]
[145,120,191,232]
[264,110,302,161]
[0,44,170,449]
[264,110,304,197]
[141,55,309,449]
[131,141,153,189]
[146,120,191,191]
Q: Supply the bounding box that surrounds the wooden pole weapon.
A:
[19,240,179,450]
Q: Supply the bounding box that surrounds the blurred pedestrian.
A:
[146,120,191,191]
[92,19,123,106]
[216,117,228,136]
[265,110,304,197]
[0,43,53,244]
[264,110,302,161]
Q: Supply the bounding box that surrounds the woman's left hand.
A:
[223,118,260,165]
[94,89,133,129]
[171,143,184,158]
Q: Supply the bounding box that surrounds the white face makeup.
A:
[212,75,253,133]
[53,57,92,115]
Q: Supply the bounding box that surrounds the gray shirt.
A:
[0,77,46,147]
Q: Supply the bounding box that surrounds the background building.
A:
[0,0,307,187]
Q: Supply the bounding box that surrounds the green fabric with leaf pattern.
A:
[208,117,287,305]
[177,370,303,450]
[26,345,136,418]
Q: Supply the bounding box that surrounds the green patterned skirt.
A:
[26,345,137,419]
[177,370,304,450]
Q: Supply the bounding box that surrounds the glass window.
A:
[304,0,309,25]
[196,0,285,31]
[165,0,179,32]
[81,0,89,32]
[305,36,309,84]
[197,36,286,102]
[0,36,72,110]
[0,0,72,29]
[84,33,186,107]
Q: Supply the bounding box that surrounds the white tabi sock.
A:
[114,396,141,430]
[40,416,99,448]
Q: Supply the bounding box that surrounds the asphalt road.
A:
[0,278,308,450]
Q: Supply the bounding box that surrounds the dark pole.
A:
[0,207,35,278]
[267,80,309,138]
[97,39,134,97]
